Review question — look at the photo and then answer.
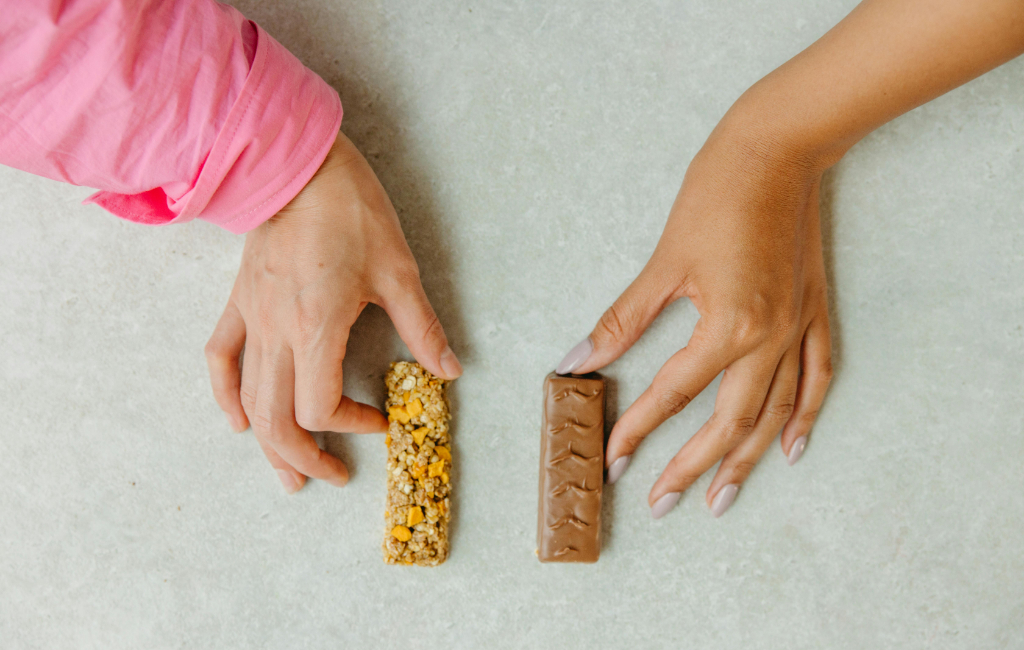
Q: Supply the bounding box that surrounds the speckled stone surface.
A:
[2,1,1023,648]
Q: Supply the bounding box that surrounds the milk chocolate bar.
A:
[537,372,605,563]
[383,362,452,566]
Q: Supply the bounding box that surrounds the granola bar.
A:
[383,361,452,566]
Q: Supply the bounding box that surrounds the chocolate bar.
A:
[537,372,605,563]
[383,362,452,566]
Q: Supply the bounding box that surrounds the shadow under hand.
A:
[818,169,843,377]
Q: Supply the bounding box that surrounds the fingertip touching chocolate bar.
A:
[537,372,605,563]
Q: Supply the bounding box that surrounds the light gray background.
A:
[2,1,1022,648]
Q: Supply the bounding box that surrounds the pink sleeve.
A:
[0,0,342,234]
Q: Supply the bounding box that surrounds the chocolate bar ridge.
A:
[537,372,605,563]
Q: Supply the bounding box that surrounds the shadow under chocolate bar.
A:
[537,372,605,563]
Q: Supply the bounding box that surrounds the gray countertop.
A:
[2,1,1022,648]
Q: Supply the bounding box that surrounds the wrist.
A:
[720,76,854,176]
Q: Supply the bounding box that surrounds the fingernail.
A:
[439,346,463,379]
[787,436,807,466]
[229,415,247,433]
[556,338,593,375]
[606,455,631,484]
[650,492,681,519]
[276,470,299,494]
[710,484,739,518]
[327,474,349,488]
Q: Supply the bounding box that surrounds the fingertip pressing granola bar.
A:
[383,361,452,566]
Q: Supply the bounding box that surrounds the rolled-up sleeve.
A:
[0,0,342,234]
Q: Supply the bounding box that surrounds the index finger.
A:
[293,325,388,434]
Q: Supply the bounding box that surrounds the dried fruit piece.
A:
[428,460,445,478]
[406,398,423,419]
[388,406,410,424]
[391,525,412,542]
[411,427,429,446]
[407,506,424,527]
[435,446,452,462]
[441,472,449,485]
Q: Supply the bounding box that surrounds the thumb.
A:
[558,264,676,375]
[381,275,462,380]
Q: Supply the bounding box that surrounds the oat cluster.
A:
[383,361,452,566]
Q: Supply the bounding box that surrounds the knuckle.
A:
[251,409,288,444]
[615,426,648,455]
[203,338,223,363]
[651,382,692,418]
[765,399,796,422]
[728,460,757,482]
[596,303,634,345]
[380,260,422,296]
[304,445,327,468]
[815,357,835,383]
[664,462,702,490]
[722,299,799,352]
[421,312,444,346]
[203,338,234,369]
[293,300,326,348]
[295,407,329,433]
[798,408,821,427]
[717,415,757,444]
[239,385,258,414]
[395,259,422,286]
[727,310,762,349]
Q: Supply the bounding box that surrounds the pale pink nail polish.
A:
[651,492,681,519]
[787,436,808,466]
[556,338,593,375]
[276,470,299,494]
[606,455,631,484]
[710,484,739,518]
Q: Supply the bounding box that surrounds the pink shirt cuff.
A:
[86,23,342,235]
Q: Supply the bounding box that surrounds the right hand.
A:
[204,132,462,494]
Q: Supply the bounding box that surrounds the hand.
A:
[558,119,832,518]
[559,0,1024,520]
[204,132,462,493]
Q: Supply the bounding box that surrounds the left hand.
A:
[558,119,833,519]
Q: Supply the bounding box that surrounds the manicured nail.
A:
[606,455,631,484]
[276,470,299,494]
[556,338,593,375]
[650,492,681,519]
[439,346,463,379]
[787,436,808,466]
[710,484,739,518]
[229,415,247,433]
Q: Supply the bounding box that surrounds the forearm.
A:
[727,0,1024,169]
